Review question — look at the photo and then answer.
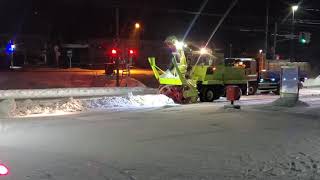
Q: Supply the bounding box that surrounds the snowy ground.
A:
[1,87,320,179]
[303,75,320,88]
[1,91,320,179]
[11,94,175,117]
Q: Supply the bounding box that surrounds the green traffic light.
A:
[301,39,306,43]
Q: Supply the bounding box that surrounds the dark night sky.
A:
[1,0,320,64]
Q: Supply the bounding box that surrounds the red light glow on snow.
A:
[0,164,9,176]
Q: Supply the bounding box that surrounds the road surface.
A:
[1,94,320,179]
[0,68,157,89]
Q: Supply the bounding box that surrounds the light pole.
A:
[290,5,298,61]
[115,7,120,87]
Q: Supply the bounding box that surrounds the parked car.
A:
[258,71,280,95]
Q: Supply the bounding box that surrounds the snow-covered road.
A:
[1,95,320,179]
[0,88,320,179]
[6,87,320,117]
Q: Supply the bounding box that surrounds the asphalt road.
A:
[1,95,320,179]
[0,68,156,89]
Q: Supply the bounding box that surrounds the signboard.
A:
[280,66,299,95]
[67,50,73,58]
[67,50,73,68]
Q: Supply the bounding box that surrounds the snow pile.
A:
[300,88,320,96]
[87,93,175,110]
[10,94,175,117]
[303,75,320,87]
[14,98,85,117]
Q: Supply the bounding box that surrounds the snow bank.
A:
[87,93,175,109]
[300,88,320,96]
[303,75,320,87]
[14,98,85,117]
[11,94,175,117]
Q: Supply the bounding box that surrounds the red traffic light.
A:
[128,49,137,56]
[111,49,117,55]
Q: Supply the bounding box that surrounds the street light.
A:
[292,5,298,12]
[259,49,263,54]
[135,23,140,29]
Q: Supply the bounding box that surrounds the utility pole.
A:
[273,22,277,60]
[265,0,269,56]
[115,7,120,87]
[290,12,294,61]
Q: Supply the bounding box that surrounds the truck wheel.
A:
[200,87,219,102]
[248,85,257,95]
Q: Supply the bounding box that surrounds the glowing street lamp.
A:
[259,49,263,54]
[292,5,298,12]
[135,23,141,29]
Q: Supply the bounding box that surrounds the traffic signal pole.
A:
[273,22,277,60]
[290,10,295,61]
[264,0,269,56]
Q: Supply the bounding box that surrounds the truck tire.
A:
[200,87,220,102]
[248,84,257,95]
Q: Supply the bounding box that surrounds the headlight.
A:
[260,79,264,83]
[174,41,184,50]
[271,78,276,82]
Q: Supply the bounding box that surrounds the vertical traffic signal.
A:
[111,49,117,55]
[128,49,137,56]
[299,32,311,44]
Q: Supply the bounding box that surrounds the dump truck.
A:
[149,39,259,103]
